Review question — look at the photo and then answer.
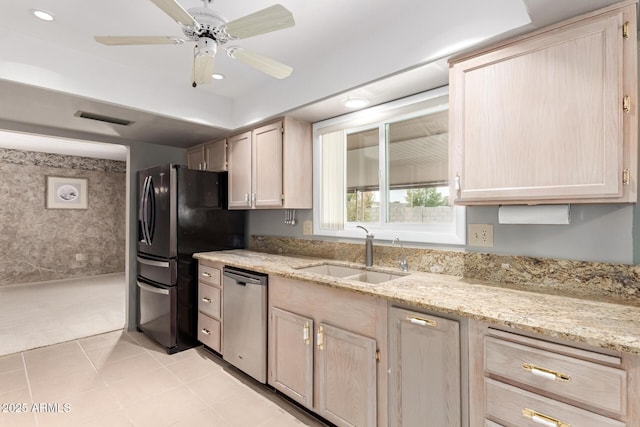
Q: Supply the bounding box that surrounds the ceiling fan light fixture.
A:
[342,97,370,109]
[31,9,54,21]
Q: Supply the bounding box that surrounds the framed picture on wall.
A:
[46,176,88,209]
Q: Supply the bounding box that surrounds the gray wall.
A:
[248,204,636,265]
[0,148,126,285]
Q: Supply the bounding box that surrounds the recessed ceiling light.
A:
[342,97,370,109]
[31,9,54,21]
[212,73,224,80]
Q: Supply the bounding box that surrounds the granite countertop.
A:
[194,249,640,355]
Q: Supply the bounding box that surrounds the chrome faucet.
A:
[357,225,374,267]
[393,238,408,272]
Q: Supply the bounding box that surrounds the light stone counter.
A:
[194,249,640,354]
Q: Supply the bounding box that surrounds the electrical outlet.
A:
[303,220,313,235]
[468,224,494,247]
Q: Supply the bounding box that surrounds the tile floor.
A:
[0,329,327,427]
[0,273,126,356]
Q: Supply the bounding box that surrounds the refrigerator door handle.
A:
[137,281,170,295]
[140,176,152,244]
[136,256,170,268]
[146,176,156,244]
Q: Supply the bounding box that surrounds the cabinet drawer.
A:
[485,336,626,416]
[198,283,221,319]
[198,313,221,353]
[199,264,221,286]
[485,378,624,427]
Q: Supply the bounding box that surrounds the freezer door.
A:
[137,280,177,350]
[137,165,176,258]
[137,256,177,286]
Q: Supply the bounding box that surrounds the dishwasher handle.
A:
[223,270,265,285]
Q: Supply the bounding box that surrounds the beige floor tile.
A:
[0,369,28,394]
[77,330,129,352]
[35,384,121,427]
[185,369,248,405]
[163,349,225,383]
[0,353,23,374]
[28,365,102,402]
[83,335,147,369]
[65,409,134,427]
[122,385,210,427]
[96,352,162,385]
[208,387,290,427]
[167,407,233,427]
[0,411,38,427]
[23,341,95,380]
[106,366,182,406]
[257,411,311,427]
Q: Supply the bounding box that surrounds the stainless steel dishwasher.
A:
[222,266,268,383]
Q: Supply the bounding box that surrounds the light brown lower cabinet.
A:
[469,321,640,427]
[268,276,387,427]
[388,307,461,427]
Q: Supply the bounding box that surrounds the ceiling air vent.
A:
[74,111,134,126]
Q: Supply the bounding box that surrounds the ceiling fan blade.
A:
[149,0,199,28]
[227,47,292,79]
[193,53,215,85]
[94,36,185,46]
[221,5,294,40]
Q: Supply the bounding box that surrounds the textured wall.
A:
[0,148,126,286]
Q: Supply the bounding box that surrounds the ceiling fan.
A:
[95,0,295,87]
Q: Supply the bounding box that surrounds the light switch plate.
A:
[303,220,313,235]
[468,224,493,247]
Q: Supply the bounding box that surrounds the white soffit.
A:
[0,130,127,161]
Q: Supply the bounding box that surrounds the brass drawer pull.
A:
[201,297,212,304]
[522,363,571,382]
[406,315,437,327]
[201,328,211,336]
[522,408,570,427]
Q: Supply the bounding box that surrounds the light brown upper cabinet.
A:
[186,138,227,172]
[449,1,637,205]
[227,117,312,210]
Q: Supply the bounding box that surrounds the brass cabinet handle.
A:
[522,408,569,427]
[406,315,437,328]
[303,322,310,345]
[201,328,211,336]
[623,21,630,39]
[316,326,324,350]
[522,363,571,382]
[201,297,212,304]
[623,95,631,113]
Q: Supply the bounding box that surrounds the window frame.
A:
[312,86,466,245]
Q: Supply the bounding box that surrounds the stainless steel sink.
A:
[295,263,366,278]
[343,270,406,284]
[296,263,407,284]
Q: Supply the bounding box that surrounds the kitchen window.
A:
[312,87,466,245]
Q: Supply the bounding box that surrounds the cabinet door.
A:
[186,146,204,170]
[450,5,637,204]
[252,121,283,208]
[388,307,460,427]
[227,131,253,209]
[317,322,377,427]
[204,139,227,172]
[269,307,314,409]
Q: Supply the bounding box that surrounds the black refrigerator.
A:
[136,164,245,354]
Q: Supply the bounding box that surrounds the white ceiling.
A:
[0,0,629,159]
